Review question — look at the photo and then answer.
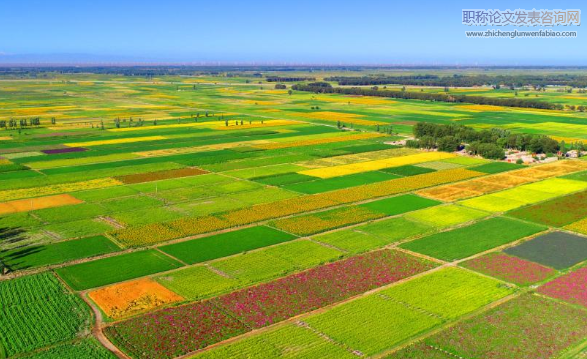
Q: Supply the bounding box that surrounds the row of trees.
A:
[325,74,587,88]
[0,117,42,129]
[292,82,561,110]
[266,76,315,82]
[407,122,560,159]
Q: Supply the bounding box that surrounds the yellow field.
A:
[0,178,122,202]
[241,100,282,106]
[0,194,83,215]
[135,139,272,157]
[66,135,167,147]
[551,135,586,143]
[566,218,587,235]
[457,104,507,112]
[460,178,587,212]
[254,132,384,150]
[297,148,417,169]
[214,120,301,130]
[25,153,139,169]
[300,151,456,179]
[417,160,587,201]
[294,111,382,125]
[315,96,395,105]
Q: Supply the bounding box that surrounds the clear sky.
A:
[0,0,584,65]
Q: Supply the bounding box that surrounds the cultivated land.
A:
[2,68,587,359]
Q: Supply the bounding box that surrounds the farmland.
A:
[3,69,587,359]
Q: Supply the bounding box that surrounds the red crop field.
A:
[215,249,437,327]
[105,250,437,358]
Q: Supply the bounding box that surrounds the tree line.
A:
[0,117,41,130]
[324,74,587,88]
[266,76,316,82]
[407,122,561,159]
[292,82,561,110]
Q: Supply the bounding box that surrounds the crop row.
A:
[299,151,456,179]
[0,273,91,357]
[197,268,512,358]
[270,206,385,236]
[0,177,122,202]
[105,250,436,358]
[114,167,208,184]
[392,294,587,359]
[111,168,482,246]
[417,160,587,201]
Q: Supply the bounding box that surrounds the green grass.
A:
[55,249,184,290]
[471,162,524,174]
[561,170,587,182]
[1,235,120,270]
[252,172,315,186]
[359,194,440,216]
[74,186,140,202]
[100,195,163,212]
[401,217,546,261]
[441,157,488,166]
[44,219,114,240]
[33,203,106,223]
[111,206,184,225]
[224,163,307,179]
[404,204,489,228]
[380,165,436,176]
[159,226,297,264]
[416,161,462,170]
[356,216,433,242]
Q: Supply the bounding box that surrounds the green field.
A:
[303,268,512,356]
[0,273,91,357]
[0,235,120,270]
[3,69,587,359]
[55,249,184,290]
[401,217,546,261]
[159,226,297,264]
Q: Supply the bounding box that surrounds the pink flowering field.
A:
[539,266,587,307]
[462,252,555,285]
[105,249,437,358]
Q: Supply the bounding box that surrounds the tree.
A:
[437,136,460,152]
[529,136,559,154]
[477,143,505,159]
[419,136,436,149]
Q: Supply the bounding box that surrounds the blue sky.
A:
[0,0,584,64]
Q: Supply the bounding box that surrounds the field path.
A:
[79,291,130,359]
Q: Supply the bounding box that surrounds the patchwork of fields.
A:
[3,74,587,359]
